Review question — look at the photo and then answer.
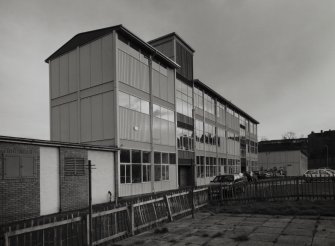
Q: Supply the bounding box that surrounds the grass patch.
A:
[154,227,169,234]
[207,200,335,216]
[232,234,249,242]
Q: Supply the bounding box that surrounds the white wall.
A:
[258,150,304,176]
[88,150,115,204]
[40,147,60,215]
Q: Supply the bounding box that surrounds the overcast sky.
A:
[0,0,334,140]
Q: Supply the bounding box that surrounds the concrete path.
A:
[114,212,335,246]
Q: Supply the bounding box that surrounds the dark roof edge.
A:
[148,32,195,53]
[194,79,259,124]
[0,135,118,151]
[45,25,180,69]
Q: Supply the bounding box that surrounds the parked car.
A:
[303,169,335,182]
[211,174,247,195]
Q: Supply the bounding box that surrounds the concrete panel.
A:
[103,91,114,139]
[140,62,149,92]
[80,81,114,99]
[167,69,175,104]
[68,50,78,93]
[81,97,91,142]
[102,34,114,83]
[159,74,168,101]
[91,94,103,141]
[119,183,151,197]
[152,70,160,97]
[50,58,60,98]
[51,92,77,107]
[40,147,60,215]
[59,54,69,96]
[51,106,60,141]
[119,107,150,142]
[80,44,91,89]
[119,83,150,102]
[88,150,114,204]
[69,101,78,142]
[91,39,102,87]
[60,103,69,142]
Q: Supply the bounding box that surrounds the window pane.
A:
[120,150,130,163]
[154,165,161,181]
[153,104,161,118]
[169,153,176,164]
[161,107,168,120]
[162,153,169,164]
[126,165,131,183]
[168,110,174,122]
[132,164,141,183]
[120,165,125,183]
[141,100,149,114]
[119,92,129,108]
[5,156,20,178]
[130,95,141,111]
[142,151,151,163]
[132,150,141,163]
[154,152,161,164]
[143,165,151,182]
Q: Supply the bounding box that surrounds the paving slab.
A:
[112,213,335,246]
[276,234,313,246]
[248,232,279,242]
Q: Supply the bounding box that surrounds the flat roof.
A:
[0,135,118,151]
[194,79,259,124]
[148,32,195,53]
[45,25,180,69]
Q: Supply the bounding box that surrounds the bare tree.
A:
[282,131,296,139]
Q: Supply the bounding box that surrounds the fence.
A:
[209,176,335,203]
[1,186,208,246]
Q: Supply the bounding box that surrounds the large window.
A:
[3,155,36,179]
[176,79,193,117]
[196,156,205,178]
[217,127,225,148]
[177,127,194,151]
[153,104,175,146]
[120,149,152,184]
[195,120,204,150]
[204,93,215,115]
[120,149,175,183]
[204,123,215,145]
[154,152,174,181]
[194,87,203,109]
[119,91,149,115]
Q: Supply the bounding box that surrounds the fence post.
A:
[4,232,9,246]
[296,177,300,200]
[164,195,173,222]
[86,214,90,246]
[220,183,223,202]
[191,188,195,219]
[128,204,135,236]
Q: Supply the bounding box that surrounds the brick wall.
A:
[0,143,40,225]
[59,148,88,212]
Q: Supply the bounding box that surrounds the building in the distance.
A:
[258,139,308,176]
[46,25,259,195]
[308,130,335,170]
